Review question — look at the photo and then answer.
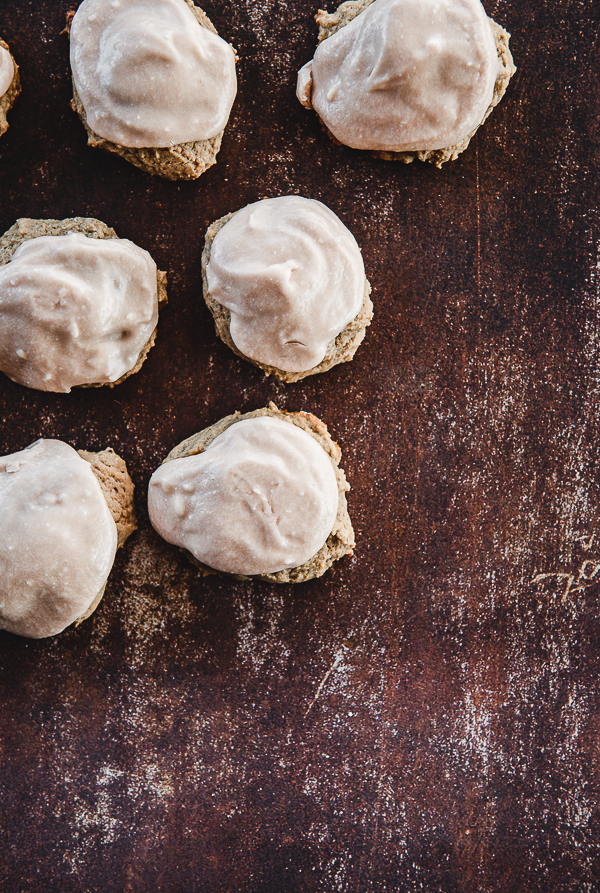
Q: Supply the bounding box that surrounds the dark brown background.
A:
[1,1,599,890]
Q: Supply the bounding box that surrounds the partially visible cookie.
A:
[0,217,167,392]
[0,39,21,138]
[0,439,137,638]
[297,0,516,167]
[67,0,237,180]
[78,447,137,549]
[148,403,356,583]
[202,196,373,383]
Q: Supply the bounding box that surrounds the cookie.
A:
[0,217,167,392]
[202,196,373,383]
[297,0,516,167]
[0,39,21,138]
[0,439,136,638]
[148,403,355,583]
[68,0,237,180]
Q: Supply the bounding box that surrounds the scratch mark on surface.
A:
[533,556,600,602]
[533,571,576,601]
[578,534,595,551]
[422,233,448,320]
[361,774,391,893]
[476,139,482,302]
[304,644,348,717]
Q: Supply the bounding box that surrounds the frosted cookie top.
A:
[0,45,14,98]
[0,439,118,639]
[70,0,237,148]
[0,233,158,392]
[148,416,340,576]
[205,196,366,373]
[297,0,499,152]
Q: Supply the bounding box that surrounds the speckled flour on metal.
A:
[1,1,600,891]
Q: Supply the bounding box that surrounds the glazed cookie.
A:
[202,196,373,383]
[68,0,237,180]
[0,217,167,393]
[297,0,516,167]
[0,39,21,138]
[0,439,136,638]
[148,403,355,583]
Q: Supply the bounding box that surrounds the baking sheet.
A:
[1,1,600,890]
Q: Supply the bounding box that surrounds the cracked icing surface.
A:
[297,0,499,152]
[205,196,366,373]
[0,440,117,639]
[70,0,237,148]
[149,415,340,576]
[0,232,159,392]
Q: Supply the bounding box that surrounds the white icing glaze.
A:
[148,416,340,576]
[0,45,14,98]
[297,0,499,152]
[206,196,366,373]
[0,232,158,393]
[70,0,237,148]
[0,439,118,639]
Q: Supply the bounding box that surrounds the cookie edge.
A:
[0,39,21,138]
[75,446,137,625]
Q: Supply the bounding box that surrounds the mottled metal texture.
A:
[0,1,599,891]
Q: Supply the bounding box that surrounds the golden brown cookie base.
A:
[79,448,137,548]
[202,212,373,383]
[67,1,232,181]
[75,447,137,625]
[0,217,167,389]
[313,0,517,168]
[0,40,21,138]
[162,402,356,583]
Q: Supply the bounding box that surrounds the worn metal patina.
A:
[0,1,599,890]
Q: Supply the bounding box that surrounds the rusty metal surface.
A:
[1,1,600,890]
